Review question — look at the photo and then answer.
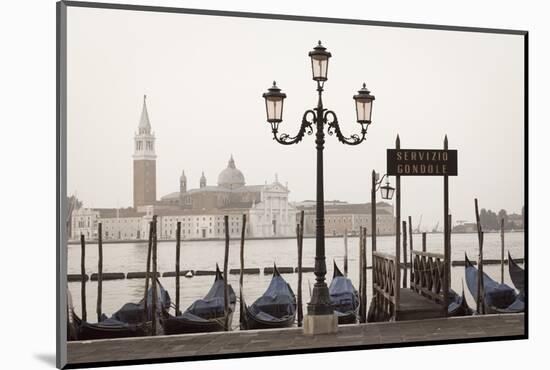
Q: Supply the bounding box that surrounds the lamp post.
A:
[262,41,375,334]
[370,171,394,309]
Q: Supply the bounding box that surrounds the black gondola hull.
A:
[241,305,295,330]
[162,310,234,334]
[447,290,473,317]
[335,310,358,325]
[75,317,150,340]
[508,252,525,293]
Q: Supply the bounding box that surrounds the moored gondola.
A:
[74,279,170,340]
[464,254,523,314]
[161,264,236,334]
[74,314,150,340]
[67,290,79,341]
[447,284,473,316]
[508,252,524,293]
[329,261,359,324]
[241,264,297,330]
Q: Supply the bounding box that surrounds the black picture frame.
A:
[57,1,528,368]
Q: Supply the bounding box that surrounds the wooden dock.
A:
[67,314,524,367]
[397,288,444,321]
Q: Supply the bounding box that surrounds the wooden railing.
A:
[372,251,398,320]
[410,250,445,304]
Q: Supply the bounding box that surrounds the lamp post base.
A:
[303,313,338,335]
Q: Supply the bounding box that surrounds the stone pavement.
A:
[67,313,524,366]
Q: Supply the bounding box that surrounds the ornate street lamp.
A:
[308,41,331,81]
[262,82,286,125]
[379,177,395,200]
[353,83,375,125]
[371,171,394,255]
[262,41,375,334]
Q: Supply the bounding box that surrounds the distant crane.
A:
[432,221,439,233]
[414,215,423,234]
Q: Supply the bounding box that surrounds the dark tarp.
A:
[465,257,517,309]
[108,279,171,324]
[185,278,236,319]
[329,275,358,314]
[249,274,296,319]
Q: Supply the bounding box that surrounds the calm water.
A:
[68,232,524,329]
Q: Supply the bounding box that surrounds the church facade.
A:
[157,155,296,239]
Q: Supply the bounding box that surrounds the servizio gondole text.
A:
[387,149,458,176]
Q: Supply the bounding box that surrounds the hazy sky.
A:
[67,7,524,229]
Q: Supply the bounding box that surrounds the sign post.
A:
[387,135,457,317]
[443,136,450,316]
[394,135,401,320]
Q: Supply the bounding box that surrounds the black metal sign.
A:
[387,149,458,176]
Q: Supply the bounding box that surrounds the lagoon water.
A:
[68,232,524,330]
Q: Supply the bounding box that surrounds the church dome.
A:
[217,155,245,189]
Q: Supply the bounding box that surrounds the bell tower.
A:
[133,95,157,208]
[179,170,187,206]
[200,171,207,188]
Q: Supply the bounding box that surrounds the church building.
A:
[158,155,296,238]
[126,94,297,239]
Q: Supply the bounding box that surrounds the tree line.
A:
[479,206,524,230]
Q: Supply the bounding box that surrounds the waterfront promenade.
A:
[67,313,524,366]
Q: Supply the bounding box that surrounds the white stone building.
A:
[71,208,99,240]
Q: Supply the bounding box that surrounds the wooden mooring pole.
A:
[443,135,450,317]
[408,216,413,287]
[474,199,485,314]
[343,229,348,277]
[360,227,368,323]
[422,232,427,252]
[448,214,453,291]
[143,221,153,322]
[80,234,87,322]
[371,170,377,300]
[500,218,505,285]
[478,231,485,314]
[358,227,364,323]
[402,220,407,288]
[96,223,103,322]
[223,215,230,331]
[239,214,247,328]
[297,210,304,327]
[151,215,158,335]
[363,227,368,323]
[175,221,181,315]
